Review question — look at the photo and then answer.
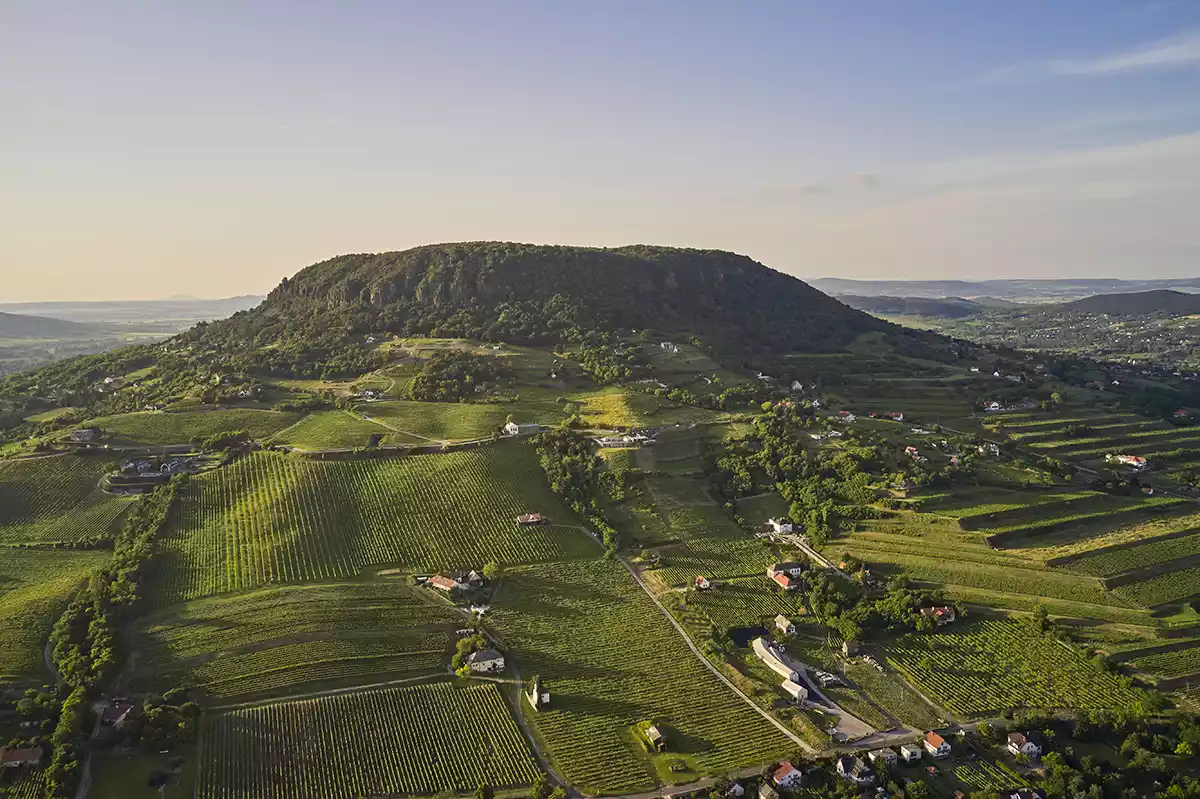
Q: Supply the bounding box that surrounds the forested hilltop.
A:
[185,242,924,375]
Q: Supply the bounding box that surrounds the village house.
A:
[516,513,546,525]
[772,573,798,591]
[1107,454,1149,470]
[772,761,804,789]
[924,731,952,758]
[768,562,805,579]
[868,748,898,766]
[780,679,808,704]
[767,518,794,535]
[899,744,922,763]
[774,614,796,635]
[526,676,550,710]
[726,782,745,799]
[426,574,462,593]
[467,649,506,674]
[101,700,137,728]
[694,576,712,591]
[836,755,875,785]
[984,401,1003,412]
[920,605,956,626]
[644,725,667,752]
[0,747,43,768]
[1007,732,1044,759]
[504,421,541,436]
[752,638,800,682]
[68,428,100,443]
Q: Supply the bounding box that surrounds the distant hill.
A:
[198,243,911,366]
[0,296,264,326]
[1056,290,1200,316]
[838,295,984,319]
[0,312,102,339]
[812,277,1200,302]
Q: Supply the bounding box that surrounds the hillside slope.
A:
[0,312,102,339]
[203,242,897,358]
[839,295,984,319]
[1058,290,1200,316]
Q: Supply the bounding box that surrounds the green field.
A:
[885,619,1147,717]
[133,581,461,702]
[150,444,598,605]
[197,681,541,798]
[267,410,416,450]
[1128,642,1200,680]
[686,578,803,630]
[358,400,515,442]
[0,547,110,681]
[1113,564,1200,608]
[81,409,303,445]
[488,560,792,794]
[0,455,132,543]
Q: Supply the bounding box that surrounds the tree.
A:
[482,561,501,582]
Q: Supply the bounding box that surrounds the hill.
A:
[812,277,1200,302]
[1057,289,1200,316]
[839,294,985,319]
[0,311,102,339]
[194,243,904,369]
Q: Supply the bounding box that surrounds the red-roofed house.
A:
[0,747,43,768]
[772,573,797,591]
[772,761,804,789]
[924,731,951,758]
[427,575,461,593]
[516,513,545,525]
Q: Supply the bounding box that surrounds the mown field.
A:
[357,401,514,442]
[0,547,110,681]
[150,443,598,605]
[0,455,132,543]
[81,409,303,445]
[885,619,1148,717]
[488,560,792,794]
[197,681,541,798]
[133,581,460,702]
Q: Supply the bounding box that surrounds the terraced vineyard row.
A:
[197,681,541,798]
[1113,564,1200,607]
[1129,645,1200,679]
[0,455,132,543]
[885,619,1147,717]
[489,560,792,794]
[1062,531,1200,577]
[150,445,599,605]
[81,408,304,445]
[1,769,46,799]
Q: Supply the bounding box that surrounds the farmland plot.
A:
[488,561,792,794]
[689,578,803,629]
[0,455,132,544]
[197,681,540,799]
[82,409,302,445]
[885,619,1146,717]
[151,444,598,605]
[1113,565,1200,607]
[1129,643,1200,679]
[1062,530,1200,577]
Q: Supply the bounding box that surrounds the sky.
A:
[3,1,1200,301]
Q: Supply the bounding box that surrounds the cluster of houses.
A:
[423,570,487,595]
[595,432,655,448]
[767,561,805,591]
[1106,453,1149,471]
[119,457,192,477]
[869,411,905,422]
[920,605,956,626]
[903,446,929,465]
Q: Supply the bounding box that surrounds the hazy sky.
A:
[4,1,1200,301]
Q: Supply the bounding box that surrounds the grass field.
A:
[150,443,598,605]
[81,409,303,445]
[0,547,109,681]
[488,560,792,794]
[885,619,1147,717]
[358,400,515,441]
[197,681,541,798]
[133,581,461,702]
[0,455,132,543]
[267,410,417,450]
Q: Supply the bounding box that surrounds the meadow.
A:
[0,547,110,681]
[885,619,1147,717]
[267,410,415,450]
[197,681,541,798]
[488,560,792,794]
[134,581,460,702]
[81,409,303,445]
[150,444,599,605]
[0,454,131,544]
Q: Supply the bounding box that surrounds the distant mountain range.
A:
[0,312,104,339]
[0,296,264,326]
[839,288,1200,320]
[811,277,1200,303]
[1056,290,1200,316]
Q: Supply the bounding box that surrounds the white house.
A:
[467,649,506,674]
[1007,732,1043,759]
[898,744,922,763]
[780,679,808,704]
[694,576,712,591]
[504,421,541,436]
[726,783,745,799]
[924,731,952,758]
[868,748,898,766]
[772,761,804,789]
[774,614,796,635]
[836,756,875,785]
[767,518,794,535]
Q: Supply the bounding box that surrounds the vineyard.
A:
[0,769,46,799]
[358,401,514,442]
[1112,564,1200,607]
[1129,644,1200,680]
[688,578,803,629]
[197,681,541,798]
[268,410,418,450]
[488,560,792,794]
[0,547,110,681]
[885,619,1146,717]
[1062,530,1200,577]
[0,455,132,544]
[134,582,460,701]
[81,409,303,445]
[150,444,599,605]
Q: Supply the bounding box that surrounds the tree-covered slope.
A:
[196,242,897,360]
[0,312,102,339]
[1057,290,1200,317]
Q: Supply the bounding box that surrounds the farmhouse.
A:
[767,518,794,535]
[924,731,952,758]
[694,576,712,591]
[68,428,100,443]
[836,755,875,785]
[101,700,137,728]
[1107,454,1149,470]
[868,748,898,766]
[768,562,805,579]
[899,744,922,763]
[504,421,541,436]
[0,747,42,768]
[774,614,796,635]
[644,724,667,752]
[772,761,804,789]
[426,575,462,593]
[780,679,808,703]
[467,649,506,674]
[1007,732,1044,759]
[516,513,546,525]
[920,605,956,626]
[772,573,798,591]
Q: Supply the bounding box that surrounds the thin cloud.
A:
[764,184,829,200]
[852,172,879,188]
[986,29,1200,81]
